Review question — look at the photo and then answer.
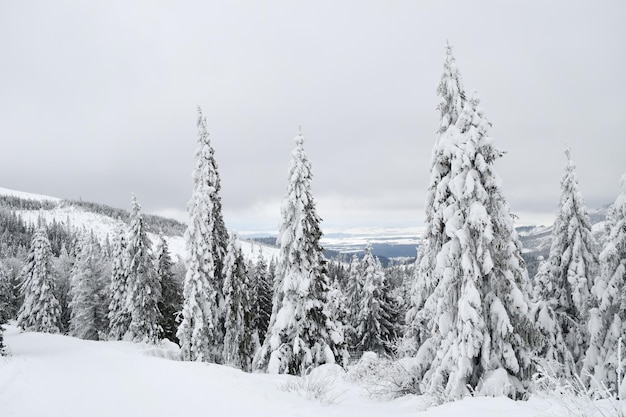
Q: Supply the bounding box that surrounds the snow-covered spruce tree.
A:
[355,243,399,355]
[253,250,273,342]
[413,92,538,399]
[107,222,131,340]
[155,233,182,343]
[253,129,347,375]
[582,174,626,392]
[405,42,468,353]
[327,276,349,343]
[69,235,108,340]
[17,226,61,333]
[0,265,10,354]
[177,107,228,362]
[126,195,162,343]
[530,148,598,377]
[246,256,260,342]
[54,243,75,334]
[222,233,256,371]
[345,254,363,341]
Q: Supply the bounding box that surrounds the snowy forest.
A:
[1,44,626,413]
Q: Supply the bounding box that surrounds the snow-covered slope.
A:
[1,186,278,263]
[2,324,616,417]
[0,186,61,203]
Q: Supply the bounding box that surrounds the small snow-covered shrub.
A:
[477,368,524,398]
[279,367,344,405]
[141,339,181,361]
[347,351,418,399]
[531,360,625,417]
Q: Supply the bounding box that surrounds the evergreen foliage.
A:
[407,46,539,399]
[530,149,598,377]
[254,129,347,375]
[355,244,399,355]
[405,42,468,352]
[327,276,349,342]
[0,207,34,258]
[178,107,227,362]
[69,235,108,340]
[0,265,10,354]
[222,233,256,371]
[17,227,61,333]
[582,174,626,392]
[252,250,273,342]
[54,244,74,334]
[126,196,162,343]
[107,222,131,340]
[0,257,24,320]
[155,234,182,343]
[345,254,363,347]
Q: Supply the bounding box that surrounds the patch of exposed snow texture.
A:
[4,325,625,416]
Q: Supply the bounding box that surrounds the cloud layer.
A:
[2,1,624,232]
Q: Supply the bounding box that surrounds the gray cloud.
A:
[1,1,625,232]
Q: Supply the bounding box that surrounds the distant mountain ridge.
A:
[0,186,278,262]
[0,186,610,272]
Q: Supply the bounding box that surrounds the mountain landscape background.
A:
[0,185,610,276]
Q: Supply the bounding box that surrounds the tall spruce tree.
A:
[222,233,255,371]
[405,42,468,352]
[17,226,61,333]
[530,148,598,377]
[355,243,398,355]
[582,174,626,392]
[253,128,347,375]
[126,195,162,343]
[108,222,131,340]
[411,86,538,398]
[155,234,182,343]
[69,235,108,340]
[178,107,227,362]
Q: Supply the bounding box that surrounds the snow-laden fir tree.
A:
[126,195,162,343]
[582,174,626,392]
[154,233,182,343]
[252,250,273,342]
[355,243,399,355]
[530,148,598,377]
[345,254,363,348]
[222,233,256,371]
[108,222,131,340]
[412,91,538,399]
[193,107,229,334]
[54,243,75,334]
[0,265,10,354]
[405,42,468,352]
[253,128,347,375]
[178,107,228,362]
[69,235,108,340]
[17,226,61,333]
[327,276,349,342]
[246,256,259,342]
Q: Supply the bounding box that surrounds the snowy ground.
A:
[2,325,623,417]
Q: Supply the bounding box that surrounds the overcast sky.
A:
[2,1,625,233]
